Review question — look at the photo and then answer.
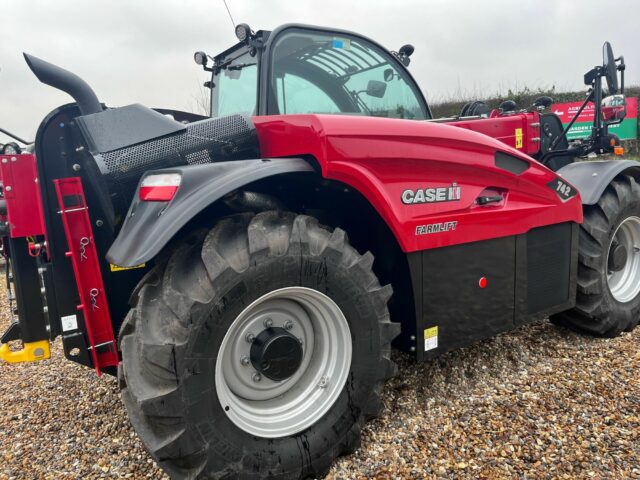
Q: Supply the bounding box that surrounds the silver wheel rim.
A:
[215,287,352,438]
[607,216,640,303]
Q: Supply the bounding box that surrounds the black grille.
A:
[526,222,572,313]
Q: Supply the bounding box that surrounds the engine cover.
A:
[76,105,260,215]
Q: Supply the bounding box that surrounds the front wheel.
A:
[118,211,399,479]
[552,174,640,336]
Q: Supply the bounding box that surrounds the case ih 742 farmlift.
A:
[0,23,636,479]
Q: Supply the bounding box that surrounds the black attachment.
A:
[533,96,553,109]
[499,100,517,113]
[460,101,490,118]
[23,54,102,116]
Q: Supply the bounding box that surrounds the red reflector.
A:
[139,173,181,201]
[139,185,179,201]
[479,277,487,289]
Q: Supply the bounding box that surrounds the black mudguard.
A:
[106,158,315,267]
[557,159,640,205]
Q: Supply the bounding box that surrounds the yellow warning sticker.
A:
[110,263,146,272]
[423,326,438,352]
[515,128,523,149]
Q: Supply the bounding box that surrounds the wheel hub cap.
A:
[608,242,628,272]
[250,327,303,381]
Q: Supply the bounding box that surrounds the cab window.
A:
[270,30,428,119]
[211,50,257,117]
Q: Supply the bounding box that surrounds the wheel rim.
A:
[215,287,352,438]
[607,216,640,303]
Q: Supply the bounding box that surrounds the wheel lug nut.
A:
[318,376,329,388]
[245,333,255,343]
[252,372,262,382]
[284,320,294,330]
[263,317,273,328]
[240,356,250,366]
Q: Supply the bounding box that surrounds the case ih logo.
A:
[401,183,461,205]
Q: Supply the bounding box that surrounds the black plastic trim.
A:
[557,160,640,205]
[495,151,530,175]
[76,104,187,154]
[106,158,315,266]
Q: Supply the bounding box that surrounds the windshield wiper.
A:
[227,63,256,71]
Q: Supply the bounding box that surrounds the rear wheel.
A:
[552,174,640,336]
[118,211,399,479]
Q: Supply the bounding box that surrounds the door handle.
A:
[476,195,503,206]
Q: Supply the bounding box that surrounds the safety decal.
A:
[109,263,146,272]
[61,314,78,332]
[547,178,577,202]
[402,182,461,205]
[415,221,457,236]
[515,128,523,149]
[424,326,438,351]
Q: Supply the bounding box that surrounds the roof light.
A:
[194,51,208,66]
[139,173,181,202]
[235,23,251,42]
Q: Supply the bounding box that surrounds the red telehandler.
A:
[0,23,636,479]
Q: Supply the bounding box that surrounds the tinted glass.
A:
[212,50,257,117]
[270,30,427,119]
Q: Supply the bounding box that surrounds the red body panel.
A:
[253,114,582,253]
[447,111,541,155]
[0,154,46,238]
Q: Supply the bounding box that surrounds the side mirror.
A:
[603,41,618,95]
[383,68,395,82]
[601,94,626,123]
[366,80,387,98]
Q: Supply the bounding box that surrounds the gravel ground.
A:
[0,278,638,479]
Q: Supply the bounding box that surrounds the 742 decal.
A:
[547,178,577,202]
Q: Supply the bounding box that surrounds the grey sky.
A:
[1,0,638,142]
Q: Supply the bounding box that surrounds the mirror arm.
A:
[618,56,625,93]
[549,88,594,151]
[0,127,32,145]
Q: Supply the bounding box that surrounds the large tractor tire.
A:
[118,211,399,479]
[552,174,640,337]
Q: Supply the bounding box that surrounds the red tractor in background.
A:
[0,23,637,479]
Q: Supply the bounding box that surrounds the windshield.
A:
[211,49,257,117]
[208,28,429,120]
[269,29,428,119]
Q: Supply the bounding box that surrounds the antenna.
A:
[222,0,236,31]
